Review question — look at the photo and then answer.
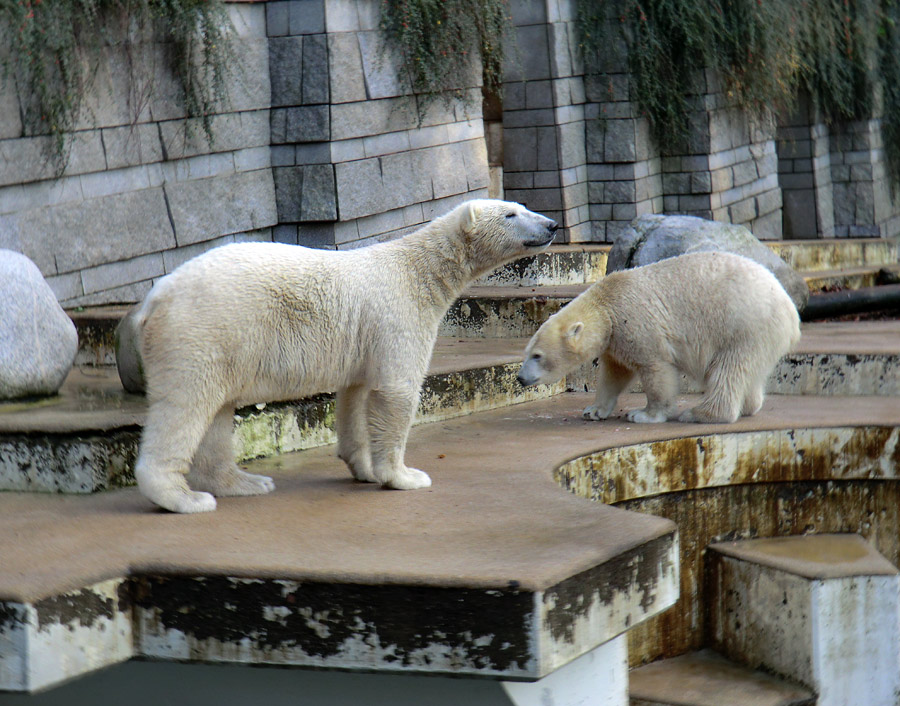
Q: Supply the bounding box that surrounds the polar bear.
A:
[517,252,800,424]
[131,200,557,513]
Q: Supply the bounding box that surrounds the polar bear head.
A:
[454,200,558,273]
[517,297,612,387]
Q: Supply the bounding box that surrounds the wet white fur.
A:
[518,252,800,424]
[133,200,557,512]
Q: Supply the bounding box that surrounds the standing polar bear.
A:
[517,252,800,424]
[132,200,557,513]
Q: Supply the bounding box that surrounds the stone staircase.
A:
[2,237,899,702]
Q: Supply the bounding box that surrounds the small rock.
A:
[0,249,78,399]
[608,214,809,312]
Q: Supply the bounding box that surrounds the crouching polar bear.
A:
[131,200,557,513]
[517,252,800,424]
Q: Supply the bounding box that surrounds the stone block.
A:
[164,169,277,245]
[102,124,163,170]
[732,159,759,187]
[604,119,636,163]
[271,145,296,166]
[330,138,365,162]
[509,0,546,25]
[751,209,782,239]
[6,188,176,274]
[691,171,712,194]
[284,105,330,143]
[300,164,337,220]
[290,0,326,34]
[266,1,289,36]
[663,173,691,195]
[780,173,814,190]
[358,31,411,99]
[604,180,635,204]
[81,252,165,295]
[382,151,433,209]
[679,194,712,212]
[295,142,331,164]
[728,196,757,223]
[227,38,272,112]
[503,128,538,172]
[324,0,359,32]
[612,203,636,221]
[302,34,329,104]
[273,224,298,243]
[708,535,900,706]
[80,165,152,200]
[274,166,304,221]
[514,24,551,81]
[335,157,384,220]
[234,146,270,173]
[328,33,366,104]
[756,188,782,217]
[460,139,490,190]
[269,36,305,106]
[331,98,415,141]
[783,189,818,239]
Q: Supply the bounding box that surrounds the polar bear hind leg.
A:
[134,397,220,514]
[367,384,431,490]
[188,406,275,497]
[741,380,766,417]
[336,385,378,483]
[678,350,746,424]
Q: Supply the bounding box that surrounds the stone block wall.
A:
[267,0,490,250]
[830,118,900,238]
[0,3,276,308]
[502,0,591,242]
[776,92,834,239]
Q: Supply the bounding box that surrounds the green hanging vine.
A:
[379,0,511,106]
[0,0,232,168]
[576,0,900,186]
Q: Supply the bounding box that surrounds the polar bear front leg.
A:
[189,406,275,497]
[367,385,432,490]
[583,357,634,421]
[336,385,377,483]
[627,362,679,423]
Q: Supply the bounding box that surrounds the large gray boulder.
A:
[607,215,809,312]
[0,249,78,399]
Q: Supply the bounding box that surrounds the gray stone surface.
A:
[164,170,277,245]
[0,249,78,399]
[607,214,809,311]
[269,36,305,106]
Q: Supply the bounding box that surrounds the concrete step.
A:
[473,238,898,289]
[629,649,814,706]
[4,322,898,494]
[442,267,900,338]
[707,534,900,706]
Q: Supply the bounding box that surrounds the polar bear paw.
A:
[383,466,432,490]
[191,465,275,497]
[582,402,615,421]
[626,408,668,424]
[340,452,379,483]
[150,487,217,514]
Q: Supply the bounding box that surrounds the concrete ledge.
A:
[0,395,682,691]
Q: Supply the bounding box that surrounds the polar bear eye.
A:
[531,352,543,361]
[505,212,516,219]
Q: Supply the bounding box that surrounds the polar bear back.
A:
[599,251,800,381]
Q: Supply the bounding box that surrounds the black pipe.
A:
[801,283,900,320]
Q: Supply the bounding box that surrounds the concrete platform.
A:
[3,321,899,494]
[0,393,683,692]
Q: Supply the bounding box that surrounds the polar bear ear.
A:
[566,322,584,341]
[461,201,482,234]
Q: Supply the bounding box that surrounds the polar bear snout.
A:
[523,219,558,248]
[517,356,545,387]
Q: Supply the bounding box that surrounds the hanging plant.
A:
[577,0,900,187]
[380,0,512,107]
[0,0,232,169]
